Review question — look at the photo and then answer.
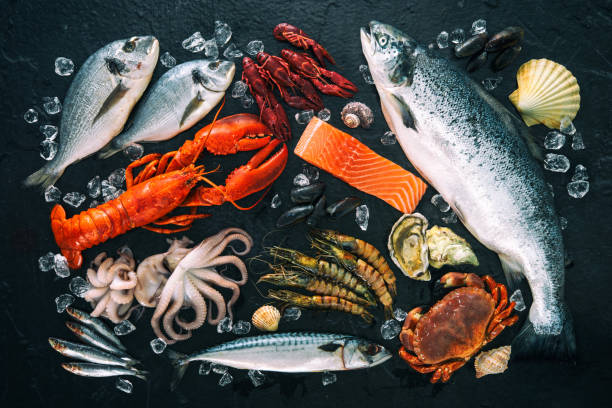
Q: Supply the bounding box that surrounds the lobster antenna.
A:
[192,97,226,162]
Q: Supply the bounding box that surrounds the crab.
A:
[398,272,518,383]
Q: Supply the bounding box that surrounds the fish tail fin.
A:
[133,368,150,381]
[167,349,189,391]
[98,139,124,159]
[24,162,64,190]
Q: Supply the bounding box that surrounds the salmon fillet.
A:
[294,118,427,213]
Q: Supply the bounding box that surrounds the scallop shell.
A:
[387,213,430,281]
[341,102,374,129]
[508,59,580,129]
[426,225,479,269]
[474,346,511,378]
[252,305,281,332]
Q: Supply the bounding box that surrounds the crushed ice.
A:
[160,51,176,68]
[295,109,314,124]
[436,31,449,49]
[248,369,265,387]
[544,131,565,150]
[42,96,62,115]
[355,204,369,231]
[55,293,75,313]
[380,130,396,145]
[544,153,570,173]
[380,319,401,339]
[44,185,61,202]
[246,40,264,56]
[150,338,167,354]
[63,192,86,208]
[182,32,206,53]
[509,289,526,311]
[54,254,70,278]
[430,194,450,212]
[283,307,301,321]
[270,193,281,209]
[293,173,310,187]
[322,371,337,386]
[55,57,75,76]
[359,64,374,85]
[114,320,136,336]
[24,108,39,124]
[115,378,133,394]
[217,316,233,333]
[69,276,91,297]
[40,124,58,141]
[40,139,58,161]
[317,108,331,122]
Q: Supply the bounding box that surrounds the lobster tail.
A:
[50,204,85,269]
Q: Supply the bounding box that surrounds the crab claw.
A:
[195,113,273,155]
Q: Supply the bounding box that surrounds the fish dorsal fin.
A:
[318,342,343,352]
[179,91,205,127]
[93,80,128,124]
[391,93,416,130]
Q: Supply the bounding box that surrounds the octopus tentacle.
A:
[163,286,191,343]
[110,288,135,305]
[192,268,241,318]
[90,292,111,317]
[191,277,227,324]
[84,287,109,301]
[175,277,207,331]
[110,271,138,290]
[204,255,248,285]
[87,268,105,287]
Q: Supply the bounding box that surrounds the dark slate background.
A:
[1,0,610,407]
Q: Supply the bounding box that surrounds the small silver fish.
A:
[99,59,235,158]
[61,362,148,380]
[25,36,159,189]
[48,337,135,367]
[65,307,126,351]
[65,321,136,364]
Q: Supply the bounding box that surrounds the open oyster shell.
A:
[426,225,479,269]
[387,213,430,281]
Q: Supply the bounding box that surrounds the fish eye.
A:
[365,344,381,356]
[208,60,221,71]
[378,35,389,47]
[123,40,136,53]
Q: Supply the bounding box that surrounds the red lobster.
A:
[51,112,288,269]
[242,56,291,141]
[280,49,358,98]
[273,23,335,67]
[256,51,324,111]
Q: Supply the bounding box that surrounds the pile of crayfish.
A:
[242,23,358,141]
[51,109,288,269]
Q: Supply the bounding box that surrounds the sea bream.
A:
[360,21,575,359]
[99,59,235,158]
[25,36,159,189]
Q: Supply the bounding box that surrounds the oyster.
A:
[426,225,479,269]
[387,213,430,281]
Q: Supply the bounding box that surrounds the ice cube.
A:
[240,93,254,108]
[55,57,75,76]
[231,80,248,98]
[123,143,144,161]
[246,40,264,56]
[303,164,319,181]
[198,361,212,375]
[270,193,281,209]
[42,96,62,115]
[482,76,502,91]
[150,337,167,354]
[114,320,136,336]
[436,31,449,49]
[53,254,70,278]
[393,308,408,322]
[218,371,233,387]
[322,371,337,386]
[40,124,58,141]
[572,164,588,181]
[442,211,458,224]
[39,252,56,272]
[380,130,397,145]
[214,21,232,47]
[216,316,233,333]
[24,108,39,124]
[359,64,374,85]
[107,168,126,188]
[248,369,265,387]
[89,200,100,208]
[559,116,576,135]
[232,320,251,335]
[102,180,120,202]
[282,307,301,321]
[211,364,227,375]
[380,319,401,339]
[544,131,566,150]
[450,28,466,44]
[40,139,58,161]
[559,216,568,230]
[204,39,219,59]
[571,132,585,150]
[430,194,450,212]
[317,108,331,122]
[567,180,589,198]
[63,192,86,208]
[182,32,206,52]
[55,293,75,313]
[115,378,133,394]
[471,19,487,35]
[69,276,91,297]
[295,109,314,124]
[223,43,243,59]
[160,51,176,68]
[355,204,369,231]
[293,173,310,187]
[509,289,526,311]
[84,176,101,199]
[44,185,61,202]
[428,43,436,50]
[544,153,570,173]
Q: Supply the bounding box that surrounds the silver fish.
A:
[61,362,148,380]
[361,21,574,359]
[169,332,391,390]
[48,337,135,367]
[25,36,159,189]
[99,59,235,158]
[65,321,137,364]
[65,307,126,351]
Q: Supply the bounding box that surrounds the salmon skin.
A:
[294,118,427,213]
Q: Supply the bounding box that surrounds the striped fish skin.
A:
[65,322,136,364]
[65,307,126,351]
[61,362,148,380]
[48,337,133,367]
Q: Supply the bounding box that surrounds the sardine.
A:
[25,36,159,189]
[65,307,126,351]
[361,22,575,359]
[65,321,137,364]
[61,362,148,380]
[169,332,391,390]
[99,59,235,158]
[48,337,135,367]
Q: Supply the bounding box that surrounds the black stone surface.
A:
[1,0,610,407]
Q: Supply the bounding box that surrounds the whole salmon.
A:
[361,21,574,359]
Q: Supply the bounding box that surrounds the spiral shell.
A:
[341,102,374,129]
[252,305,281,332]
[343,113,360,128]
[474,346,511,378]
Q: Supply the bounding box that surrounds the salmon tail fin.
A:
[24,163,64,191]
[512,304,576,361]
[167,349,189,391]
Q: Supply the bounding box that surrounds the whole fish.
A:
[169,332,391,390]
[99,59,235,158]
[61,362,148,380]
[65,321,137,364]
[66,307,126,351]
[361,21,575,359]
[48,337,136,367]
[25,36,159,189]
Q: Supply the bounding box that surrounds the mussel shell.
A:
[276,205,314,228]
[485,26,524,52]
[455,33,487,58]
[326,197,362,219]
[306,195,327,226]
[290,183,325,204]
[492,45,522,71]
[387,213,430,281]
[467,50,488,72]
